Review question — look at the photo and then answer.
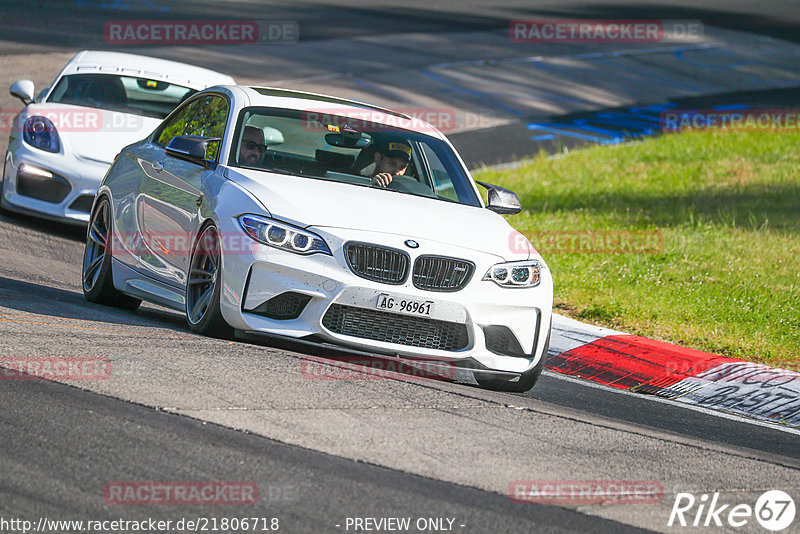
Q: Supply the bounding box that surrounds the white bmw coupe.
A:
[81,85,553,391]
[3,50,234,224]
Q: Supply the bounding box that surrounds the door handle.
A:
[153,161,164,172]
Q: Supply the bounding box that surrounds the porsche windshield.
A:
[48,74,196,119]
[229,107,481,207]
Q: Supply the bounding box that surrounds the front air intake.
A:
[344,242,409,285]
[412,255,474,292]
[322,304,469,351]
[246,292,311,320]
[483,325,526,357]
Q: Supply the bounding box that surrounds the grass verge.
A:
[475,130,800,369]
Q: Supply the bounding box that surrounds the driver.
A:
[363,140,412,187]
[238,126,267,166]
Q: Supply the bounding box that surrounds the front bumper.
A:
[218,224,553,375]
[2,143,108,225]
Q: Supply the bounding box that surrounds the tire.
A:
[0,155,11,214]
[475,324,551,393]
[185,222,233,338]
[82,196,141,310]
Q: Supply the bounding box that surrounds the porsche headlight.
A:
[483,260,541,288]
[239,214,331,255]
[23,116,60,153]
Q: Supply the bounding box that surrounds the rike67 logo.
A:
[669,490,795,531]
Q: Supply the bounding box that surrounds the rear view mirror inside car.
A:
[325,131,371,149]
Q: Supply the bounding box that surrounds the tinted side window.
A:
[184,95,228,137]
[421,142,458,201]
[155,99,199,147]
[185,95,229,160]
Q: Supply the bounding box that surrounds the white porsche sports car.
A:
[2,50,234,224]
[81,85,553,391]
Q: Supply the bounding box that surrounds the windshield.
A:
[47,74,196,119]
[228,107,481,207]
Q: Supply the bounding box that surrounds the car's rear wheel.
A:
[475,327,550,393]
[82,196,141,310]
[186,222,233,338]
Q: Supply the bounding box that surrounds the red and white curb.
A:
[547,315,800,428]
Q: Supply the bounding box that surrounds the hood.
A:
[227,167,532,261]
[25,103,162,165]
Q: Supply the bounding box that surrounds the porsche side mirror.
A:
[165,135,220,169]
[475,180,522,215]
[10,79,35,105]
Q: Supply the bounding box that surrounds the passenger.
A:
[363,140,412,187]
[238,126,268,166]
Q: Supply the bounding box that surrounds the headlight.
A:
[23,116,60,153]
[483,260,541,288]
[238,214,331,255]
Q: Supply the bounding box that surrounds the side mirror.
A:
[10,80,35,105]
[165,135,220,169]
[475,180,522,215]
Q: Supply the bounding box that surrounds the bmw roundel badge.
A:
[404,239,419,249]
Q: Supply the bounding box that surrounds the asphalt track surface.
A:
[1,0,799,46]
[1,2,800,533]
[3,376,648,534]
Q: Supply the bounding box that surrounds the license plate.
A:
[376,294,434,317]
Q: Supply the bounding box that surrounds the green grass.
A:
[475,131,800,368]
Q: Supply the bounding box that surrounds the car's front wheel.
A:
[0,156,11,213]
[185,222,233,338]
[82,196,141,310]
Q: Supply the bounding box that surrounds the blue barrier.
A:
[528,102,751,145]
